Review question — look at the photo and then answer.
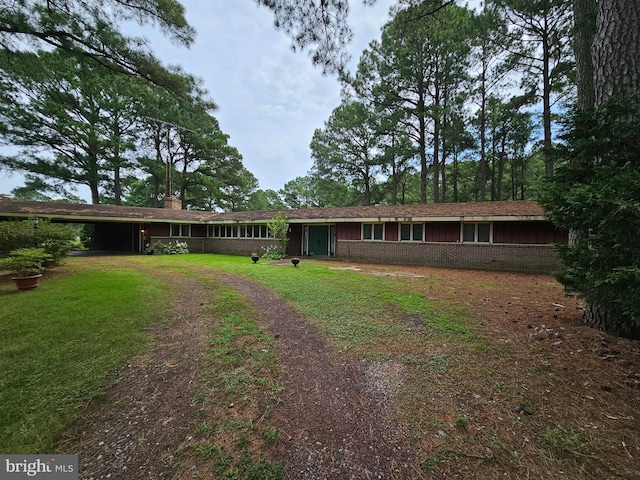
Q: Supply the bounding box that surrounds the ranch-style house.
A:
[0,198,567,273]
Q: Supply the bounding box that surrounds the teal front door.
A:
[308,225,329,256]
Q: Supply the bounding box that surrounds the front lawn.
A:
[1,254,638,480]
[0,263,168,453]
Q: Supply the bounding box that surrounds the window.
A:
[463,223,475,242]
[400,223,423,241]
[171,224,190,237]
[209,223,273,238]
[363,223,383,241]
[478,223,490,242]
[462,223,491,243]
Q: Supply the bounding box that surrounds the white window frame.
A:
[362,223,384,241]
[461,222,492,243]
[209,224,274,239]
[400,223,424,242]
[171,224,191,237]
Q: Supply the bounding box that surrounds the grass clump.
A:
[541,426,597,464]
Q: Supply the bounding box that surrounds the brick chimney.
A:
[164,196,182,210]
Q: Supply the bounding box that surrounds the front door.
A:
[308,225,329,256]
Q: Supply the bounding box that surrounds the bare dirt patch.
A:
[318,261,640,479]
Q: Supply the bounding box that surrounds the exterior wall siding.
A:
[425,222,460,242]
[148,223,170,236]
[287,224,303,256]
[493,221,568,244]
[385,222,399,241]
[335,240,562,273]
[191,224,207,237]
[337,222,362,240]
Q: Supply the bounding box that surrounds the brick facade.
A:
[335,240,562,273]
[148,235,562,273]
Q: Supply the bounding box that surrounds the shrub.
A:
[267,213,289,257]
[145,241,190,255]
[541,93,640,336]
[0,219,76,265]
[260,245,286,261]
[0,248,53,277]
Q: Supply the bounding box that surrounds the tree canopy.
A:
[0,0,260,210]
[0,0,195,90]
[290,0,550,207]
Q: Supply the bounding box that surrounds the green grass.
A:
[541,425,598,464]
[0,254,482,457]
[0,267,168,453]
[139,254,479,352]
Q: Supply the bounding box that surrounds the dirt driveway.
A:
[54,259,640,479]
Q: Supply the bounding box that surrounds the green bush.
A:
[267,212,289,257]
[0,219,76,265]
[145,240,190,255]
[0,248,53,277]
[542,93,640,336]
[260,245,286,260]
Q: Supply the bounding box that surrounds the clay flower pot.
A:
[1,248,51,291]
[12,273,43,290]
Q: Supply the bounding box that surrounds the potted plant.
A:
[251,253,260,264]
[0,248,53,290]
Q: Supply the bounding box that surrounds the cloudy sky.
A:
[0,0,397,200]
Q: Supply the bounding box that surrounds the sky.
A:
[0,0,398,201]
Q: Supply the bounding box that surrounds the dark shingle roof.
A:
[0,198,546,224]
[220,201,545,223]
[0,199,219,223]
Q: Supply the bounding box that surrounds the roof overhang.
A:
[0,199,549,225]
[279,215,549,224]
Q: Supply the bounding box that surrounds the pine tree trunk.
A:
[575,0,640,337]
[479,54,487,202]
[584,303,640,338]
[593,0,640,106]
[542,32,554,178]
[572,0,597,109]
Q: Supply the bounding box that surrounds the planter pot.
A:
[12,274,43,290]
